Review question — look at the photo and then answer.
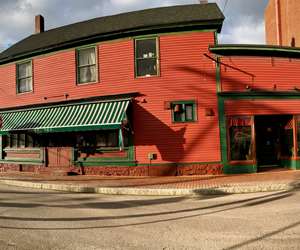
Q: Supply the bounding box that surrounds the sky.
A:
[0,0,269,52]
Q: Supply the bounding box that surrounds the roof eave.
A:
[209,44,300,58]
[0,20,223,65]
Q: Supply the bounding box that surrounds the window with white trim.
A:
[17,61,33,93]
[77,47,97,84]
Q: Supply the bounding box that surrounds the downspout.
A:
[275,0,282,46]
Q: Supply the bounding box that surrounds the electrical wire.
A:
[223,0,229,12]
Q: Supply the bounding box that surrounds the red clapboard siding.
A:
[0,64,16,101]
[220,56,300,92]
[225,99,300,115]
[133,32,220,163]
[0,31,221,164]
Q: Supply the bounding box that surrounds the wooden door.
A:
[47,147,72,167]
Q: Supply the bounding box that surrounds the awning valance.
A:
[0,99,130,134]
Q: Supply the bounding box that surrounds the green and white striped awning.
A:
[0,99,130,134]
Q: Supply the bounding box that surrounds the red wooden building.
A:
[0,3,299,176]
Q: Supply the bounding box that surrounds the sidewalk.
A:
[0,169,300,196]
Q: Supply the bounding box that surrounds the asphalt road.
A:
[0,183,299,250]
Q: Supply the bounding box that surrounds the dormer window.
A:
[17,60,33,94]
[135,37,159,77]
[76,46,97,84]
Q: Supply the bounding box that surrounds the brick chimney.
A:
[35,15,44,34]
[199,0,208,4]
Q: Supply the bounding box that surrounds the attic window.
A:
[17,60,33,94]
[77,47,97,84]
[135,37,159,77]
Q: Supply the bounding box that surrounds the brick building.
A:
[0,3,300,176]
[265,0,300,46]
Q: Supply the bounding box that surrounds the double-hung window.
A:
[77,47,97,84]
[171,101,196,123]
[135,37,159,77]
[17,61,33,93]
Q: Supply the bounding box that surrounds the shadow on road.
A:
[0,189,297,231]
[224,220,300,250]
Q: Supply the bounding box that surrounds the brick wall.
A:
[265,0,300,47]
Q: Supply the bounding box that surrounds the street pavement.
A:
[0,183,299,250]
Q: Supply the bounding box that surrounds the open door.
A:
[255,115,293,169]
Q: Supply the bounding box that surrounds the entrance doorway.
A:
[255,115,293,169]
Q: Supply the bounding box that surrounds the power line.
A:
[222,0,229,12]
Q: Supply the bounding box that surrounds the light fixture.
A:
[205,108,214,116]
[174,104,182,112]
[245,85,252,91]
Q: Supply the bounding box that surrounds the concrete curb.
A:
[1,179,300,196]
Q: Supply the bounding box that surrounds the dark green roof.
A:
[209,44,300,58]
[0,3,224,64]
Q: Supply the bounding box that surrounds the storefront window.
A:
[11,134,18,148]
[19,134,26,148]
[281,119,294,157]
[107,132,118,147]
[76,130,120,148]
[2,130,129,150]
[27,134,34,147]
[228,116,253,161]
[297,117,300,156]
[95,134,107,147]
[3,133,38,148]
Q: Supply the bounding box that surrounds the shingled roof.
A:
[0,3,224,64]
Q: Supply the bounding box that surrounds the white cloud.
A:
[110,0,140,6]
[219,18,265,44]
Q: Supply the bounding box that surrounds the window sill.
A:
[16,90,34,95]
[0,159,44,165]
[76,81,99,86]
[135,74,160,79]
[96,147,129,152]
[171,120,197,124]
[4,147,41,152]
[74,160,137,167]
[75,147,129,152]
